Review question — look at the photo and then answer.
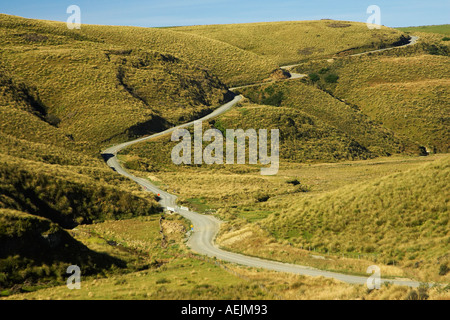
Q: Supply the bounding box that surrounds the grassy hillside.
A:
[261,155,450,281]
[173,20,407,65]
[0,208,128,293]
[398,24,450,36]
[122,100,376,169]
[237,82,419,156]
[291,35,450,152]
[333,54,449,152]
[1,14,448,299]
[0,22,234,146]
[0,123,161,292]
[0,153,160,228]
[121,130,448,281]
[0,14,277,88]
[6,213,448,300]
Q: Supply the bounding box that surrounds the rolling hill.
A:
[290,34,450,152]
[0,14,448,298]
[172,20,408,65]
[261,155,450,281]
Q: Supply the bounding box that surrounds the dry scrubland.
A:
[0,13,449,299]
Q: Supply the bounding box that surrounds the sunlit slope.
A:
[0,35,231,146]
[173,20,407,65]
[331,54,450,152]
[0,14,277,87]
[398,24,450,36]
[238,81,419,156]
[262,155,450,277]
[0,150,161,290]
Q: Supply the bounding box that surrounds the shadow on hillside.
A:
[101,153,115,162]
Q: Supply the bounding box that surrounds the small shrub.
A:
[309,73,320,82]
[406,285,429,300]
[261,91,284,107]
[255,193,270,202]
[418,285,429,300]
[405,289,418,300]
[287,179,300,186]
[156,278,170,284]
[425,44,450,56]
[439,263,449,276]
[324,74,339,83]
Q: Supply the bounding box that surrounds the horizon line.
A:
[2,12,445,29]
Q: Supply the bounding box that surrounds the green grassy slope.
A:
[292,39,450,152]
[121,98,385,175]
[0,24,233,146]
[334,56,449,152]
[0,208,127,293]
[0,14,277,87]
[1,14,448,298]
[0,153,160,228]
[238,81,419,156]
[262,155,450,279]
[397,24,450,36]
[0,151,161,292]
[173,20,407,65]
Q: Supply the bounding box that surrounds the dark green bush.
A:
[309,73,320,82]
[324,74,339,83]
[287,178,300,186]
[439,263,449,276]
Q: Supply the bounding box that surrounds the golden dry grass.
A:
[173,20,406,65]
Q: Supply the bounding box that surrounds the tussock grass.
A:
[331,54,450,152]
[291,33,450,152]
[6,214,448,300]
[173,20,406,66]
[0,41,230,146]
[261,155,450,282]
[1,14,448,299]
[238,82,419,156]
[0,14,276,87]
[0,153,160,228]
[0,208,126,294]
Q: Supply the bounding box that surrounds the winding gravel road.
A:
[101,35,425,288]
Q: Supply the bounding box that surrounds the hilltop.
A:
[172,20,407,65]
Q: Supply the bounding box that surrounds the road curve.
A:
[102,95,423,288]
[103,95,243,209]
[350,35,419,57]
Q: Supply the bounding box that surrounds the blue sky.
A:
[1,0,449,28]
